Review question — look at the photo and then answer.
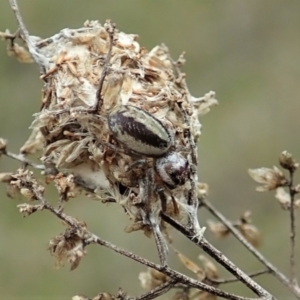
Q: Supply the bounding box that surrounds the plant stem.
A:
[200,198,300,298]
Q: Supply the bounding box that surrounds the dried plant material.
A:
[17,203,44,216]
[197,182,209,200]
[275,187,291,210]
[139,267,170,290]
[236,211,261,247]
[9,168,45,200]
[198,255,219,281]
[208,211,261,247]
[192,91,219,116]
[279,151,299,172]
[49,226,87,270]
[174,249,205,281]
[207,220,230,238]
[0,172,13,183]
[191,290,217,300]
[7,42,33,63]
[92,293,114,300]
[294,184,300,194]
[20,127,44,154]
[73,293,113,300]
[171,291,189,300]
[248,166,287,192]
[0,137,7,152]
[72,296,89,300]
[54,173,80,201]
[275,187,300,210]
[238,223,261,248]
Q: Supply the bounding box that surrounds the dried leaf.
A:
[7,42,33,63]
[139,268,169,290]
[48,227,86,270]
[238,223,261,248]
[174,249,205,281]
[248,166,287,191]
[198,255,219,280]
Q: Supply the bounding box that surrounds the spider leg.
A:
[126,159,147,173]
[92,21,115,114]
[141,167,168,267]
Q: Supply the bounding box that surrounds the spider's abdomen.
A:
[108,105,172,157]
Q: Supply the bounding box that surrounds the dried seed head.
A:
[207,220,230,238]
[248,166,287,191]
[279,151,299,172]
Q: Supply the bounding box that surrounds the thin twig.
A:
[2,149,45,170]
[8,0,30,42]
[288,169,297,286]
[213,270,270,285]
[8,0,45,69]
[93,22,115,113]
[200,198,300,298]
[161,213,275,300]
[133,280,176,300]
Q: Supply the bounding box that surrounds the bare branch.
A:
[134,280,176,300]
[213,270,270,285]
[200,198,300,298]
[2,149,45,170]
[161,213,275,300]
[287,169,297,286]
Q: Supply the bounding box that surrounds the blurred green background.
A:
[0,1,300,299]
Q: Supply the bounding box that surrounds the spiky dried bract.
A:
[139,268,170,290]
[49,225,87,270]
[54,173,80,201]
[248,166,287,192]
[279,151,299,172]
[9,168,45,200]
[17,203,44,217]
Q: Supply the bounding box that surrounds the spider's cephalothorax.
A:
[108,105,190,188]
